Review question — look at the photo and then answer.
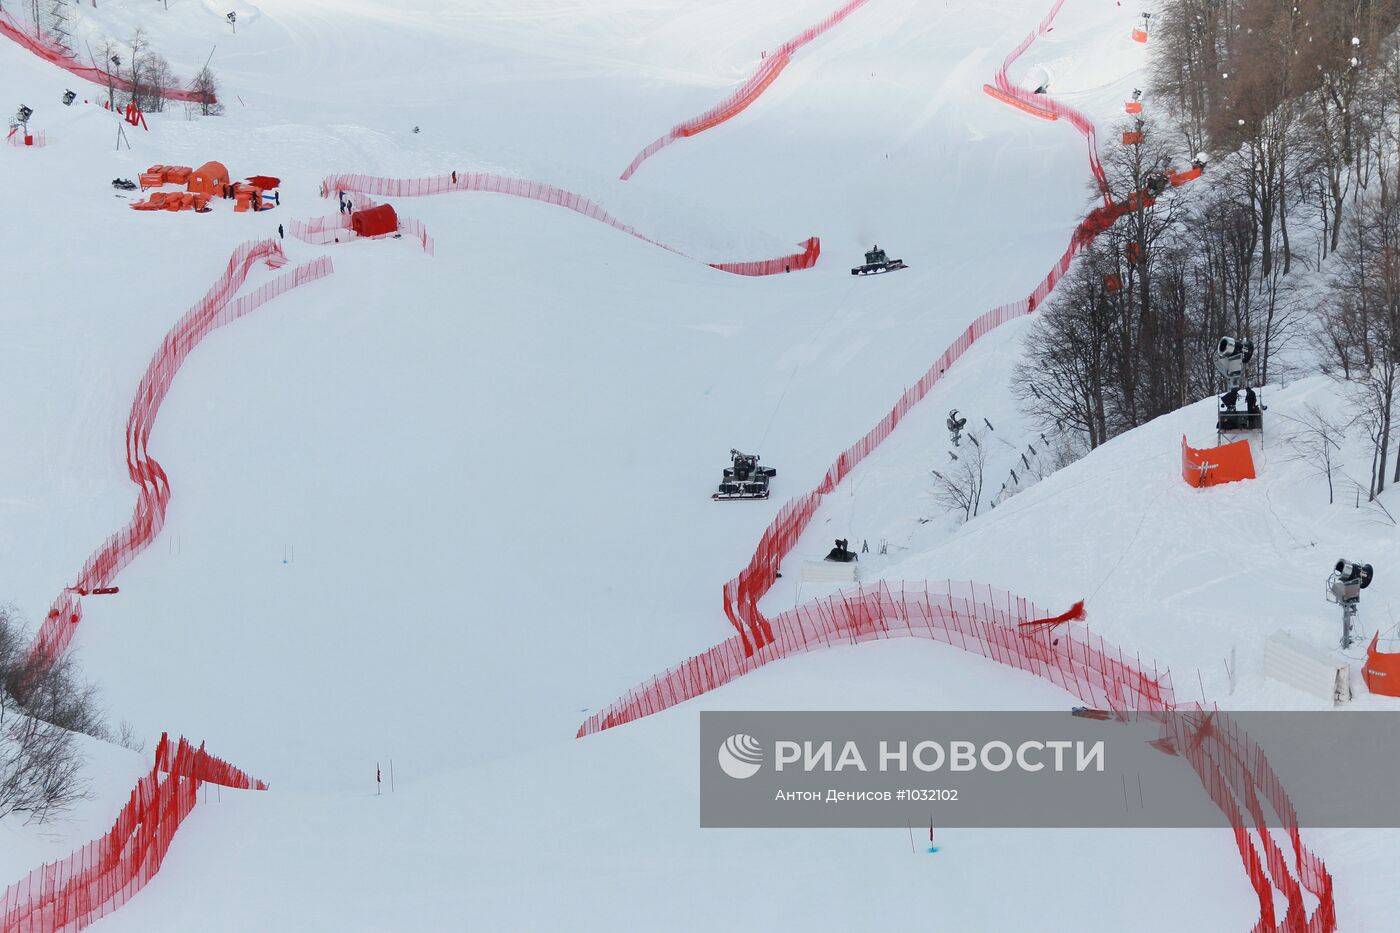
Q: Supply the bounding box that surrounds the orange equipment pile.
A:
[131,161,277,213]
[139,164,192,189]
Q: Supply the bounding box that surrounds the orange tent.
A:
[351,204,399,238]
[187,160,230,196]
[1181,435,1255,487]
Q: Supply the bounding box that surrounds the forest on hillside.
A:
[1020,0,1400,500]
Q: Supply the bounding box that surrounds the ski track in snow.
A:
[0,1,1374,930]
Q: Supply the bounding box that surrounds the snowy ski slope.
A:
[1,0,1395,929]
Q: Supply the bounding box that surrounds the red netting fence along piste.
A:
[1,736,266,933]
[579,578,1336,932]
[0,12,214,105]
[26,242,334,674]
[320,173,818,276]
[618,0,874,179]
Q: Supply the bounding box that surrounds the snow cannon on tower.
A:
[1214,336,1265,437]
[713,449,777,501]
[851,245,906,275]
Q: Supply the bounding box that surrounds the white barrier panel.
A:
[800,559,858,586]
[1264,631,1351,705]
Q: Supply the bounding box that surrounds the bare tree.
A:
[1282,404,1347,503]
[0,607,90,822]
[126,27,148,111]
[139,52,174,112]
[190,65,223,116]
[1315,194,1400,497]
[930,432,988,523]
[95,35,121,110]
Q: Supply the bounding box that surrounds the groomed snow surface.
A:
[1,1,1395,930]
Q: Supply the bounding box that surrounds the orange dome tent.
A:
[351,204,399,238]
[187,161,230,196]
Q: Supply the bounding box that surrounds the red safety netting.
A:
[4,127,46,148]
[24,242,334,676]
[0,12,214,105]
[0,735,265,933]
[721,253,1075,651]
[721,0,1139,654]
[983,0,1108,199]
[618,0,873,180]
[580,581,1169,736]
[1151,710,1337,932]
[578,578,1336,933]
[321,172,817,276]
[290,195,435,255]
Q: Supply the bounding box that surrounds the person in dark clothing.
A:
[451,171,457,184]
[277,223,284,239]
[272,191,280,205]
[346,199,353,213]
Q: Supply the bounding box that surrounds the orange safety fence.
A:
[618,0,873,179]
[1362,635,1400,697]
[321,172,816,276]
[1181,435,1255,487]
[981,83,1058,121]
[0,735,265,933]
[0,11,214,105]
[22,242,334,678]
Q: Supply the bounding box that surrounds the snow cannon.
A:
[851,245,907,275]
[1328,560,1375,649]
[714,449,777,501]
[1214,336,1253,389]
[1329,560,1374,606]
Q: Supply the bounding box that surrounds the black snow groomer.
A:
[714,448,777,501]
[851,245,906,275]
